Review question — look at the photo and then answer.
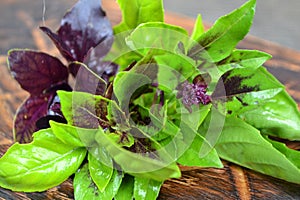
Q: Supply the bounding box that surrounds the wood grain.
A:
[1,0,300,199]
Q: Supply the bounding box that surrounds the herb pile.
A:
[1,0,300,199]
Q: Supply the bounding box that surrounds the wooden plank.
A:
[1,0,300,199]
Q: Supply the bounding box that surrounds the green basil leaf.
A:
[191,14,205,41]
[113,71,152,111]
[0,129,86,192]
[155,53,198,90]
[239,90,300,140]
[104,27,142,71]
[188,0,256,62]
[50,121,97,147]
[134,102,213,164]
[137,114,180,142]
[95,128,181,181]
[88,147,114,192]
[126,22,189,55]
[133,91,156,109]
[177,133,223,168]
[58,90,110,129]
[158,117,217,167]
[134,103,171,142]
[264,136,300,169]
[107,132,135,148]
[114,0,164,34]
[180,104,212,131]
[73,164,100,200]
[106,99,131,131]
[148,103,168,131]
[211,49,272,83]
[133,177,163,200]
[217,50,271,72]
[196,106,226,157]
[74,164,123,200]
[114,174,135,200]
[133,98,193,142]
[163,110,223,168]
[213,67,284,115]
[104,48,142,71]
[98,169,123,199]
[215,117,300,184]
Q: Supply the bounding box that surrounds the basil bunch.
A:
[1,0,300,199]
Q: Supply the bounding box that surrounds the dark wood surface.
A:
[1,0,300,199]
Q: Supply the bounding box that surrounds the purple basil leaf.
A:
[57,0,112,61]
[83,45,119,82]
[14,82,71,143]
[74,63,107,96]
[36,83,72,129]
[39,26,74,61]
[40,0,113,76]
[84,33,114,61]
[8,50,68,95]
[14,93,54,143]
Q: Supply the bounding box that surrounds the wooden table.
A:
[1,0,300,199]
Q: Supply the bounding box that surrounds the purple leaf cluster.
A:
[40,0,114,77]
[177,77,211,112]
[8,51,69,143]
[7,0,117,143]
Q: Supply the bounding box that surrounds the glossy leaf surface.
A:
[0,129,86,192]
[239,90,300,140]
[74,164,123,200]
[114,175,134,200]
[73,164,100,200]
[215,117,300,184]
[133,177,163,200]
[50,121,97,147]
[88,147,114,192]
